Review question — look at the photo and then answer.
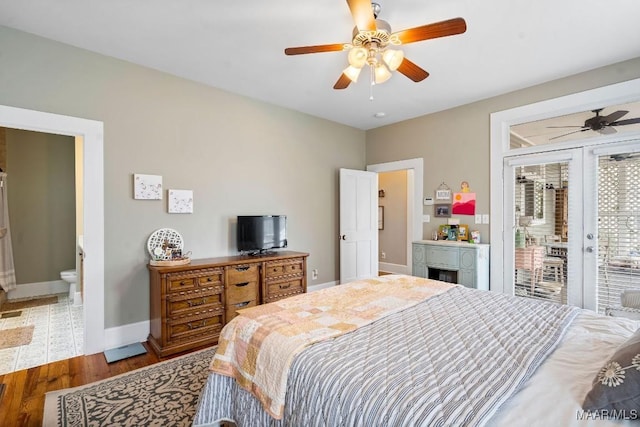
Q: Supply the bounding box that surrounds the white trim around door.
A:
[0,104,105,354]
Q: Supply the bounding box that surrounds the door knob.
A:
[339,234,346,240]
[586,233,594,240]
[585,246,595,253]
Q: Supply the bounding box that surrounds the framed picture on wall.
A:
[434,203,451,218]
[378,206,384,230]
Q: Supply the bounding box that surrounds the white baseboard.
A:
[104,320,150,351]
[7,280,69,300]
[379,262,411,275]
[307,280,338,293]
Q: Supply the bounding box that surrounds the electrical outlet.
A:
[482,214,490,224]
[381,252,386,259]
[423,214,430,223]
[311,269,318,280]
[475,214,482,224]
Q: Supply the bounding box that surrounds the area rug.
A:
[0,295,58,312]
[0,325,35,350]
[43,346,217,427]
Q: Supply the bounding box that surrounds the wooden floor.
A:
[0,341,169,426]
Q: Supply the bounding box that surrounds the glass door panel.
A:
[512,161,570,304]
[596,152,640,315]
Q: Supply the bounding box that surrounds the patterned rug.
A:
[43,346,217,427]
[0,325,35,350]
[0,295,58,312]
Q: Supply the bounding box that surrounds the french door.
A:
[503,140,640,312]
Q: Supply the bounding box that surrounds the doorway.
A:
[0,104,105,354]
[491,78,640,310]
[367,158,424,275]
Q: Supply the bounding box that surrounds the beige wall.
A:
[5,129,76,284]
[366,58,640,243]
[0,26,366,328]
[378,170,407,265]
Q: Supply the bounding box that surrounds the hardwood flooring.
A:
[0,341,170,426]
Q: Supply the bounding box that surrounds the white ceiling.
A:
[1,0,639,130]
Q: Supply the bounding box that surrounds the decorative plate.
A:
[147,228,184,260]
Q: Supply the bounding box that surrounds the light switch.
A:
[422,214,431,223]
[482,214,490,224]
[475,214,482,224]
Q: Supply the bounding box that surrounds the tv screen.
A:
[237,215,287,254]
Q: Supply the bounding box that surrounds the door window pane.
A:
[598,153,640,315]
[514,162,569,304]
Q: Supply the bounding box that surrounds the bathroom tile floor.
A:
[0,293,83,375]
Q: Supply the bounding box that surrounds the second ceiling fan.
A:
[284,0,467,90]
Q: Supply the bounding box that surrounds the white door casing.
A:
[0,104,105,354]
[339,168,378,283]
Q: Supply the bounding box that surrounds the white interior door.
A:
[339,168,378,283]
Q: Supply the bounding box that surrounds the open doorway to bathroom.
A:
[0,127,83,375]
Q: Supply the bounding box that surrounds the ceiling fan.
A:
[284,0,466,92]
[549,108,640,140]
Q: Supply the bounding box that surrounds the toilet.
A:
[60,269,78,302]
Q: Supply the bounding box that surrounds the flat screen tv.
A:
[237,215,287,254]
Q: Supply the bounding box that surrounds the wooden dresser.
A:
[148,250,308,357]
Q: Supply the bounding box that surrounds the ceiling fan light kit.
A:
[284,0,467,98]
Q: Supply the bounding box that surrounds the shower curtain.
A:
[0,172,16,292]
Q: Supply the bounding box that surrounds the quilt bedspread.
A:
[210,275,455,418]
[195,279,580,426]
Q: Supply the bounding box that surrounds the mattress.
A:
[191,277,636,426]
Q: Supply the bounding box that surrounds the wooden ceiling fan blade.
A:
[333,73,352,90]
[393,17,467,45]
[603,110,629,123]
[611,118,640,126]
[347,0,377,31]
[397,58,429,82]
[284,44,346,55]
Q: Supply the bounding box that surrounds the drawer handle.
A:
[279,283,291,290]
[235,301,250,308]
[187,320,206,330]
[235,282,249,287]
[180,281,186,286]
[235,266,250,272]
[206,277,213,282]
[290,266,296,270]
[187,298,207,307]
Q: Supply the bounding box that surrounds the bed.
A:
[193,274,640,426]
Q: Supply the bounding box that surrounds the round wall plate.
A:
[147,228,184,260]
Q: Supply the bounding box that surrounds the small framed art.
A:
[434,204,451,218]
[458,224,469,241]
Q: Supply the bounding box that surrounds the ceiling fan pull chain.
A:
[369,65,375,100]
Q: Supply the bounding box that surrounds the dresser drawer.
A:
[265,258,304,278]
[167,312,224,343]
[226,280,258,304]
[226,264,259,284]
[266,278,304,301]
[168,277,196,292]
[225,299,257,322]
[165,268,223,293]
[167,289,223,317]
